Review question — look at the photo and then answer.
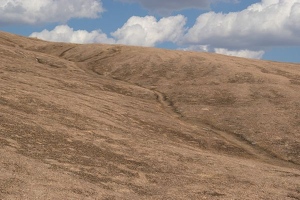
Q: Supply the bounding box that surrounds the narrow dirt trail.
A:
[152,90,183,118]
[152,88,300,170]
[62,52,299,170]
[2,33,300,199]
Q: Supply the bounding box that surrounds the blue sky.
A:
[1,0,300,63]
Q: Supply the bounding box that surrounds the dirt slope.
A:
[0,31,300,199]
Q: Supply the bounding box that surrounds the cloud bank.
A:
[30,25,115,44]
[0,0,104,25]
[184,0,300,50]
[181,45,265,59]
[112,15,187,46]
[28,0,300,59]
[214,48,265,59]
[31,15,186,47]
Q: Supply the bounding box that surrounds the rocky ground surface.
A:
[0,32,300,199]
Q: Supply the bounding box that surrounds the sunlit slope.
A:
[0,32,300,199]
[35,41,300,165]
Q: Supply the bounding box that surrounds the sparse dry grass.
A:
[0,31,300,199]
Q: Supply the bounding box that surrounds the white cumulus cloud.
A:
[111,15,187,46]
[30,25,115,44]
[183,0,300,50]
[180,45,265,59]
[26,0,300,60]
[0,0,104,26]
[180,45,210,52]
[214,48,265,59]
[29,15,186,46]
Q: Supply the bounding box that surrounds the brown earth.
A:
[0,31,300,199]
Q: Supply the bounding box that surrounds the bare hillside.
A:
[0,32,300,199]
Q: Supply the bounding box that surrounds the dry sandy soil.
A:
[0,31,300,199]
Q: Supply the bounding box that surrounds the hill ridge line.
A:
[25,41,300,170]
[1,33,300,199]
